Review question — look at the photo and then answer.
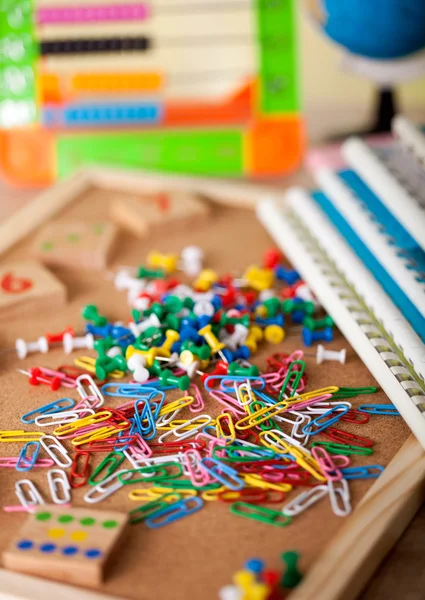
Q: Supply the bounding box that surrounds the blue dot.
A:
[17,540,33,550]
[40,543,56,553]
[62,546,79,556]
[85,548,102,559]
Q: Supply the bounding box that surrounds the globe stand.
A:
[370,88,398,134]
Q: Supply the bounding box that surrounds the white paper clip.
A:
[47,469,71,504]
[157,414,212,443]
[15,479,45,508]
[282,485,329,517]
[84,469,132,504]
[328,478,352,517]
[40,435,72,468]
[76,373,104,407]
[35,408,95,427]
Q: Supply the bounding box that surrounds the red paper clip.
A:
[340,409,370,425]
[218,488,267,504]
[149,440,206,455]
[69,451,91,488]
[87,435,136,452]
[322,427,374,448]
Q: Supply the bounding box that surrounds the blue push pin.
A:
[255,314,285,327]
[233,346,251,361]
[244,558,265,581]
[274,265,300,285]
[302,326,333,347]
[85,323,113,337]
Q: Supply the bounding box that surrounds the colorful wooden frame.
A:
[0,0,303,185]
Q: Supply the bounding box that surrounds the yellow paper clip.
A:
[152,486,198,499]
[71,425,118,447]
[128,488,182,503]
[202,486,227,501]
[242,473,293,493]
[216,413,236,445]
[74,356,125,379]
[54,410,112,436]
[0,430,43,443]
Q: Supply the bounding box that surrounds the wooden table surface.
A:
[1,136,424,599]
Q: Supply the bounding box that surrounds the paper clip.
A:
[328,479,351,517]
[84,469,133,504]
[302,405,349,435]
[341,465,384,480]
[144,496,204,529]
[16,441,41,472]
[358,404,400,416]
[216,413,236,444]
[47,469,71,504]
[0,457,54,468]
[15,479,45,508]
[282,485,329,517]
[39,435,72,468]
[188,384,205,413]
[311,446,342,481]
[218,488,267,504]
[129,493,183,524]
[35,408,95,427]
[200,457,245,491]
[70,451,90,488]
[0,430,43,443]
[311,441,373,456]
[278,359,306,400]
[322,427,374,448]
[158,415,212,443]
[88,452,126,486]
[184,449,212,487]
[230,502,292,527]
[53,410,112,437]
[21,398,75,425]
[76,373,104,406]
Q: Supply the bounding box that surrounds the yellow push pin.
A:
[233,570,256,599]
[264,325,285,344]
[126,345,164,367]
[244,325,263,353]
[243,266,274,292]
[147,251,177,274]
[159,330,180,356]
[198,324,227,362]
[247,583,271,600]
[194,269,218,291]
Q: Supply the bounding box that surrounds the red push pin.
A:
[263,248,281,269]
[28,368,61,391]
[201,360,228,385]
[46,326,75,344]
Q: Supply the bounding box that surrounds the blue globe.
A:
[310,0,425,59]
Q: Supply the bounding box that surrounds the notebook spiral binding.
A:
[286,210,425,407]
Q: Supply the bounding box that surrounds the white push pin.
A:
[63,332,95,355]
[127,354,150,383]
[316,344,346,365]
[193,300,215,317]
[180,246,204,277]
[15,337,49,360]
[218,586,242,600]
[177,359,201,379]
[223,323,249,350]
[129,313,161,337]
[107,346,123,358]
[259,289,277,302]
[296,283,320,307]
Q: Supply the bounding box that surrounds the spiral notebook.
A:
[258,116,425,449]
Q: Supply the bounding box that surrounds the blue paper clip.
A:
[16,441,41,472]
[302,405,349,436]
[145,496,204,529]
[21,398,75,424]
[341,465,384,480]
[358,404,400,416]
[203,375,265,394]
[101,383,164,398]
[200,457,245,490]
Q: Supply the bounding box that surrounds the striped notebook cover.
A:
[258,117,425,449]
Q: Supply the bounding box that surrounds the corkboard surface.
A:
[0,188,410,600]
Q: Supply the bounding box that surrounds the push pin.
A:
[180,246,204,277]
[198,324,227,363]
[82,304,108,327]
[129,313,161,337]
[63,332,94,354]
[127,353,150,383]
[147,250,178,274]
[302,327,333,347]
[15,337,49,360]
[316,345,346,365]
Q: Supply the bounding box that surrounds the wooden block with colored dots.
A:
[110,190,210,239]
[2,505,128,587]
[0,261,66,318]
[33,221,118,271]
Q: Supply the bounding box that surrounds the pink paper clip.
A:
[188,384,205,413]
[184,449,212,487]
[0,457,54,468]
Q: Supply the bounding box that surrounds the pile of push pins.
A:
[1,247,399,595]
[220,551,303,600]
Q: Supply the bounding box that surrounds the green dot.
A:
[102,520,118,529]
[36,512,52,521]
[58,515,74,524]
[41,241,54,252]
[67,233,80,243]
[80,517,96,527]
[93,223,105,235]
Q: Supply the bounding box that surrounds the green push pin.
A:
[220,314,250,328]
[180,341,211,361]
[262,297,281,318]
[281,551,303,589]
[227,363,259,377]
[303,315,334,330]
[160,369,190,391]
[94,338,114,357]
[281,299,315,316]
[132,309,142,323]
[95,355,127,380]
[82,304,108,326]
[137,266,166,279]
[163,313,180,331]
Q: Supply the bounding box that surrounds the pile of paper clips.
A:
[3,247,400,530]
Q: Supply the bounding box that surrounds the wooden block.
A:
[0,261,66,317]
[2,505,128,588]
[33,221,118,270]
[110,190,210,238]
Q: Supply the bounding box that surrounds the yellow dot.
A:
[265,325,285,344]
[71,531,88,542]
[48,528,65,539]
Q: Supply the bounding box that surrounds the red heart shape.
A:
[1,272,33,294]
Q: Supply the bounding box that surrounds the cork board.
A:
[0,181,411,600]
